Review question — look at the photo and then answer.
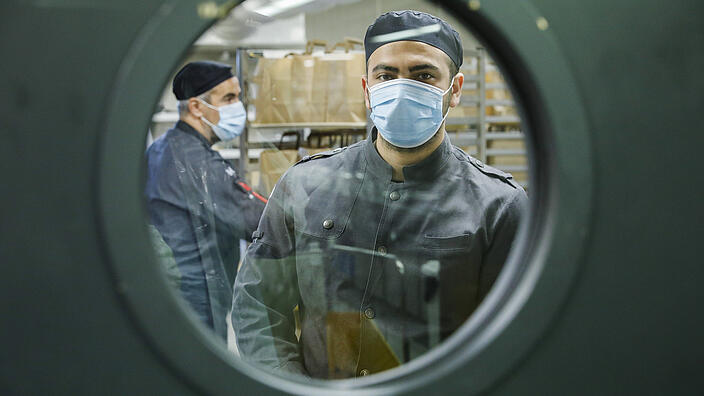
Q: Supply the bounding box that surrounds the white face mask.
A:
[368,76,455,148]
[198,98,246,141]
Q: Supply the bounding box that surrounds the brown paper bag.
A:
[253,57,294,124]
[290,55,324,122]
[259,149,299,195]
[325,311,400,379]
[253,47,365,124]
[324,52,366,123]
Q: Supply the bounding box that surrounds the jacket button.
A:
[359,368,370,376]
[377,246,387,255]
[389,191,400,201]
[475,159,484,168]
[364,307,376,319]
[322,219,334,229]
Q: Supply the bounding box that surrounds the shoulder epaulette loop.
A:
[295,146,347,166]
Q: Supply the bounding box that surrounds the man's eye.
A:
[417,73,433,80]
[378,74,394,81]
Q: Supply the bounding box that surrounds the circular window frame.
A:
[96,1,593,395]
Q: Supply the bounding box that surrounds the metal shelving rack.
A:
[233,47,367,178]
[446,48,529,188]
[150,46,528,189]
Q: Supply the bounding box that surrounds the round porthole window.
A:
[98,1,592,395]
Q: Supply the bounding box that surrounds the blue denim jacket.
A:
[146,121,265,339]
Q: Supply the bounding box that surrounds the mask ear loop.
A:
[195,97,221,138]
[200,115,218,130]
[197,97,218,110]
[440,74,458,122]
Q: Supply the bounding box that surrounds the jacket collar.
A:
[363,127,452,183]
[175,120,213,147]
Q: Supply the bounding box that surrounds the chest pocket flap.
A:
[422,234,471,251]
[291,166,364,240]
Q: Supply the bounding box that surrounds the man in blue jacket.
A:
[146,61,266,339]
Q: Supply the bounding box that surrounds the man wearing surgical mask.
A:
[146,61,266,340]
[233,11,528,378]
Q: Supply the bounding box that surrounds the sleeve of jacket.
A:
[478,188,528,300]
[208,156,267,242]
[231,172,306,375]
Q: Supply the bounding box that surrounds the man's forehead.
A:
[211,77,239,93]
[367,41,451,71]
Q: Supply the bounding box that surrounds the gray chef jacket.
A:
[232,129,527,378]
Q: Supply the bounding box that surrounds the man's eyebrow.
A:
[371,64,400,73]
[408,64,440,72]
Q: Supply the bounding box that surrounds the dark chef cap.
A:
[364,10,463,69]
[172,61,233,100]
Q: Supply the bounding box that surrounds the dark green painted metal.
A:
[1,0,702,395]
[0,1,204,395]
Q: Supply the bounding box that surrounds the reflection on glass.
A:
[145,63,267,339]
[144,0,529,383]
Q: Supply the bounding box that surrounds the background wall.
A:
[154,0,481,120]
[304,0,480,51]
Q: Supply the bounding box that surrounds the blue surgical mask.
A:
[368,77,454,148]
[199,99,246,141]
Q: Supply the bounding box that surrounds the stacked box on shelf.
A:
[485,66,517,118]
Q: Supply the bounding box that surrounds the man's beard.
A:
[379,127,444,153]
[379,93,450,153]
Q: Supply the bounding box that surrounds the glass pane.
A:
[144,0,530,382]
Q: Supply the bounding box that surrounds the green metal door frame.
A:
[97,1,592,395]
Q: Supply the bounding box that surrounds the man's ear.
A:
[362,76,371,110]
[187,98,204,117]
[449,72,464,108]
